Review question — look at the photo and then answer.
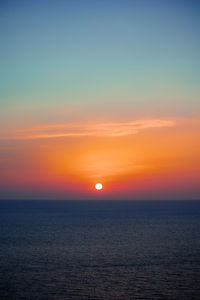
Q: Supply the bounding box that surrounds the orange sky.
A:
[0,117,199,200]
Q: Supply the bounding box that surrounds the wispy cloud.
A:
[0,119,175,140]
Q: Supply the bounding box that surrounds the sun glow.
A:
[95,183,103,190]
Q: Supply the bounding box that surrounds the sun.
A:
[95,183,103,190]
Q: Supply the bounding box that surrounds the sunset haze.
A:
[0,0,200,200]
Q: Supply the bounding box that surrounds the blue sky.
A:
[1,0,199,116]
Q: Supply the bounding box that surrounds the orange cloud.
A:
[0,119,175,140]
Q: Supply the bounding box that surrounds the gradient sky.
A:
[0,0,200,200]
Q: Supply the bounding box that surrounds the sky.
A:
[0,0,200,200]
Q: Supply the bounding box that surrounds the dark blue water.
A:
[0,200,200,299]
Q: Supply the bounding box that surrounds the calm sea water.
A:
[0,200,200,299]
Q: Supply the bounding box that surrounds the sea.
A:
[0,200,200,299]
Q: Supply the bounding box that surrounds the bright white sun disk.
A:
[95,183,103,190]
